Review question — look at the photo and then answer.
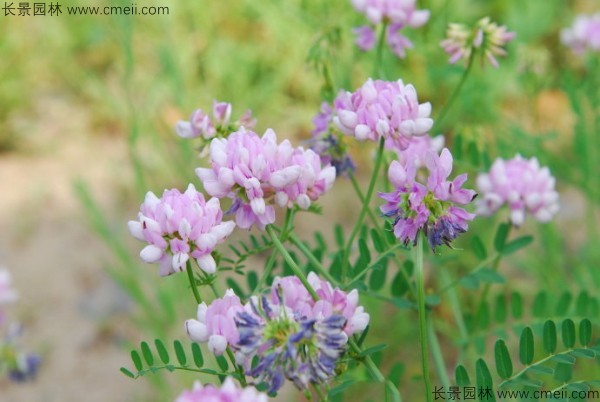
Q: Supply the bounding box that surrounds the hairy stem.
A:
[415,234,433,402]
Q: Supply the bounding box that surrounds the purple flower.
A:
[0,268,18,326]
[476,155,559,226]
[196,129,336,230]
[175,377,268,402]
[176,100,256,140]
[394,134,444,168]
[185,289,245,355]
[8,353,41,382]
[379,148,476,250]
[333,78,433,151]
[561,13,600,54]
[441,17,515,67]
[128,184,235,276]
[350,0,429,58]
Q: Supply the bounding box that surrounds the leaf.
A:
[354,238,371,273]
[328,380,356,397]
[369,263,387,291]
[551,354,576,365]
[476,268,505,284]
[579,318,592,346]
[120,367,136,379]
[570,348,596,359]
[555,291,572,316]
[226,278,245,298]
[532,291,548,318]
[543,320,557,354]
[391,269,409,297]
[455,364,470,386]
[527,365,554,375]
[173,340,187,366]
[155,339,170,365]
[511,292,523,319]
[494,223,510,253]
[501,235,533,255]
[388,363,404,387]
[471,236,487,260]
[494,294,507,323]
[334,224,344,248]
[216,355,229,371]
[141,341,154,366]
[359,344,388,357]
[476,359,495,401]
[519,327,534,365]
[554,362,573,382]
[131,350,143,372]
[191,343,204,368]
[371,229,386,253]
[459,274,480,290]
[562,319,576,349]
[576,291,590,316]
[494,340,513,379]
[246,271,258,293]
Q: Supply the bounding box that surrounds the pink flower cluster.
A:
[395,134,444,168]
[128,184,235,276]
[379,148,476,249]
[196,129,336,230]
[440,17,515,67]
[176,100,256,140]
[175,378,268,402]
[333,78,433,151]
[561,13,600,54]
[476,155,559,226]
[185,273,369,355]
[351,0,429,58]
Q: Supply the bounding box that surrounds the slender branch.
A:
[349,172,382,228]
[186,260,202,305]
[288,232,338,285]
[341,138,386,283]
[348,338,385,383]
[374,22,388,79]
[427,319,450,389]
[415,234,433,402]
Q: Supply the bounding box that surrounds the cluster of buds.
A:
[176,100,256,140]
[440,17,515,67]
[196,129,336,230]
[175,377,268,402]
[185,273,368,393]
[561,13,600,54]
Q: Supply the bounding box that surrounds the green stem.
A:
[349,172,382,228]
[341,138,385,283]
[267,225,319,301]
[186,260,202,305]
[288,233,338,285]
[427,319,450,389]
[414,234,433,402]
[434,50,475,131]
[439,269,468,343]
[374,22,388,79]
[254,252,278,293]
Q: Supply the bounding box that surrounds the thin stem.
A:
[414,234,433,402]
[349,172,382,228]
[427,319,450,389]
[439,269,468,343]
[288,233,338,285]
[434,50,476,131]
[226,348,247,386]
[374,22,388,79]
[267,225,319,301]
[186,260,202,305]
[254,252,278,293]
[342,138,386,283]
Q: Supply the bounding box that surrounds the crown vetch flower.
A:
[440,17,515,67]
[395,134,445,168]
[351,0,429,27]
[561,13,600,54]
[379,148,476,250]
[333,78,433,151]
[0,268,18,325]
[475,155,559,226]
[128,184,235,276]
[175,377,268,402]
[176,100,256,140]
[196,129,336,230]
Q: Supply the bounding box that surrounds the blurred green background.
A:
[1,0,598,401]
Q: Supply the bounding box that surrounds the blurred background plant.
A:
[0,0,598,400]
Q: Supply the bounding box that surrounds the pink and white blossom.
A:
[561,13,600,54]
[175,377,268,402]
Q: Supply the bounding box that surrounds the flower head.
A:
[176,100,256,140]
[128,184,235,276]
[441,17,515,67]
[175,377,268,402]
[395,134,445,168]
[0,268,18,326]
[476,155,559,226]
[351,0,429,58]
[561,13,600,54]
[196,129,336,230]
[333,79,433,151]
[379,148,476,250]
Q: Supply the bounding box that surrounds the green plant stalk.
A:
[349,172,382,228]
[427,319,450,389]
[341,138,386,283]
[477,224,511,315]
[267,225,319,300]
[288,232,338,285]
[414,234,433,402]
[348,338,386,383]
[374,22,388,79]
[439,269,469,343]
[434,50,475,131]
[186,261,202,305]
